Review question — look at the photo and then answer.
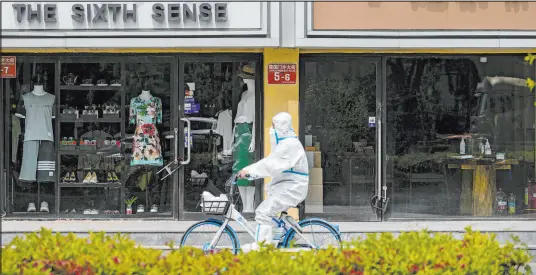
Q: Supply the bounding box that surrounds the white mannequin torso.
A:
[32,85,46,96]
[139,90,152,101]
[235,79,255,123]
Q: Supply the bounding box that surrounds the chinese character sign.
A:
[268,63,296,84]
[1,56,17,78]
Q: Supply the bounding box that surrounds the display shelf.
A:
[57,213,170,218]
[59,150,122,155]
[12,212,52,215]
[58,117,122,123]
[59,182,121,188]
[60,85,121,91]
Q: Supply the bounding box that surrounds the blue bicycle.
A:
[180,175,342,254]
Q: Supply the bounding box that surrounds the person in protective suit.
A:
[238,112,309,251]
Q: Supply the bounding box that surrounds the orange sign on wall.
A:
[1,56,17,78]
[313,2,536,31]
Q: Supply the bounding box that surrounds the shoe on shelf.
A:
[107,172,113,182]
[82,172,92,183]
[112,172,119,183]
[63,209,69,213]
[70,172,77,182]
[70,209,76,214]
[62,172,70,182]
[40,201,49,212]
[83,209,91,214]
[90,172,98,184]
[150,204,158,213]
[27,203,37,212]
[90,209,99,215]
[137,204,145,213]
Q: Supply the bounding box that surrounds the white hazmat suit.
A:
[241,112,309,250]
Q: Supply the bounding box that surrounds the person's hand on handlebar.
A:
[237,170,249,179]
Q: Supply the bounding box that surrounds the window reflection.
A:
[302,60,378,221]
[386,56,535,218]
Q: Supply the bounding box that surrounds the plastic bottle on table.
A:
[508,193,516,215]
[496,188,507,215]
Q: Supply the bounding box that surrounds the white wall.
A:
[1,1,281,48]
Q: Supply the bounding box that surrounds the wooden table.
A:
[447,158,519,217]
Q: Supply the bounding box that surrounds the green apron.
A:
[232,123,254,186]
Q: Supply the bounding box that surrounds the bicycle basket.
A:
[200,197,230,215]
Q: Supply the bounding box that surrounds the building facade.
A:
[1,2,536,226]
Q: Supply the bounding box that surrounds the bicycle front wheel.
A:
[180,220,240,254]
[282,219,342,249]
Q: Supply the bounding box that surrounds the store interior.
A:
[2,56,260,218]
[302,55,536,220]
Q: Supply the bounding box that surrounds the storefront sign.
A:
[267,64,296,85]
[2,2,264,32]
[11,3,228,24]
[1,56,17,79]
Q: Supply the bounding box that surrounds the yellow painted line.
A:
[300,49,536,54]
[0,48,263,54]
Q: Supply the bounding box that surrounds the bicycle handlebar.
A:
[228,174,253,202]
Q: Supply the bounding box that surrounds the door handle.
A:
[181,118,191,165]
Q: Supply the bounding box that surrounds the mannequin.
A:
[130,88,164,166]
[139,89,152,101]
[32,85,46,96]
[233,67,256,213]
[16,81,56,183]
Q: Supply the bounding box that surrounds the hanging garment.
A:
[129,96,164,166]
[16,92,55,142]
[11,115,21,163]
[19,140,55,182]
[215,109,233,155]
[232,122,254,186]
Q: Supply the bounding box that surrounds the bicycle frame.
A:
[207,183,317,250]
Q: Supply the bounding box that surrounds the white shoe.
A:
[27,203,36,212]
[90,209,98,215]
[137,204,145,213]
[150,204,158,213]
[90,172,98,184]
[82,173,91,183]
[83,209,91,214]
[40,201,49,212]
[241,242,260,252]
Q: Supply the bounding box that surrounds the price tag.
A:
[268,63,296,85]
[1,56,16,78]
[368,117,376,127]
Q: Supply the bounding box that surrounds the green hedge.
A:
[1,227,532,274]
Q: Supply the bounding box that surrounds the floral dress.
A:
[129,96,163,166]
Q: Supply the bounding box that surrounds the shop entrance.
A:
[300,56,383,221]
[177,55,263,220]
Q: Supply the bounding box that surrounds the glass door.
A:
[300,56,382,221]
[178,55,262,220]
[122,58,176,218]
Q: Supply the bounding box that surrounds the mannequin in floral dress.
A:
[129,90,163,166]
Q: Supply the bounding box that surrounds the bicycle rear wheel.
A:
[180,220,240,254]
[281,219,341,249]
